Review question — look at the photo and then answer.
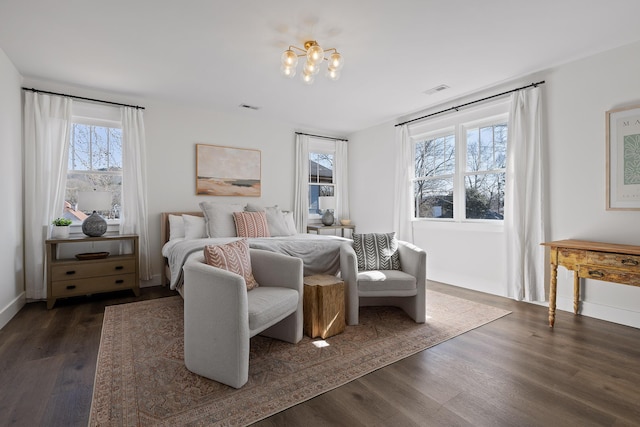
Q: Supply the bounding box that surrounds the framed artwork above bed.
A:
[196,143,261,196]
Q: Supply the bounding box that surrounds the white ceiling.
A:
[2,0,640,135]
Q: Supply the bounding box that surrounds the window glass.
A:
[308,152,334,215]
[411,104,508,222]
[65,123,122,221]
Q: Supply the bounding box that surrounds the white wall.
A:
[0,48,25,329]
[349,41,640,328]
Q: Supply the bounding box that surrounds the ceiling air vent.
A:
[239,104,260,110]
[424,84,450,96]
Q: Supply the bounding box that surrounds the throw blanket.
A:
[162,234,350,290]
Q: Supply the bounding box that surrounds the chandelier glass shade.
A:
[281,40,343,84]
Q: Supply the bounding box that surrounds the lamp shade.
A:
[77,191,111,212]
[318,196,336,211]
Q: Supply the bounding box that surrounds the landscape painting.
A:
[196,144,261,196]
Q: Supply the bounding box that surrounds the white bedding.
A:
[162,233,350,290]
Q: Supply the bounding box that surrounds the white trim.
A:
[0,291,26,330]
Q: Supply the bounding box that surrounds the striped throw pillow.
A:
[233,211,270,238]
[203,239,259,290]
[353,232,401,271]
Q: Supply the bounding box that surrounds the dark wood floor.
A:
[1,283,639,427]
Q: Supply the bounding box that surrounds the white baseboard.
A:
[554,295,640,329]
[0,292,26,330]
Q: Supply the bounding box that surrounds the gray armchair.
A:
[340,240,427,325]
[182,249,303,388]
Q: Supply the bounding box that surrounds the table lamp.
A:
[318,196,336,226]
[77,190,111,236]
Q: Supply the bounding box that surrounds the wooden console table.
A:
[307,224,355,237]
[541,239,640,327]
[45,233,140,309]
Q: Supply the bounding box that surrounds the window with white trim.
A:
[63,103,122,223]
[308,139,335,220]
[412,102,508,221]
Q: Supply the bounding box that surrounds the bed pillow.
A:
[168,214,185,240]
[199,202,244,238]
[203,239,258,290]
[282,211,298,235]
[233,211,270,238]
[245,203,294,236]
[183,214,207,239]
[352,232,401,271]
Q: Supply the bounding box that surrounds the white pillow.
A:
[245,203,293,236]
[168,214,185,240]
[183,214,207,239]
[282,211,298,235]
[199,202,244,237]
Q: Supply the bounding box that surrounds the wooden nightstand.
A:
[45,233,140,309]
[306,224,355,238]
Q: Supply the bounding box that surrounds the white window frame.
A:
[308,138,336,222]
[410,100,509,224]
[66,102,122,229]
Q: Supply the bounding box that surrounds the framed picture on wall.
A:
[196,144,261,196]
[606,105,640,210]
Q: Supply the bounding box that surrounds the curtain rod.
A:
[296,131,348,142]
[395,80,545,127]
[21,87,145,110]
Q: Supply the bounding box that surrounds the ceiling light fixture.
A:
[280,40,344,85]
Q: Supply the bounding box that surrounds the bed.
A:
[160,209,350,292]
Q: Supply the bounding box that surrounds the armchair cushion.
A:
[353,232,401,271]
[247,287,299,332]
[204,239,259,290]
[357,270,417,294]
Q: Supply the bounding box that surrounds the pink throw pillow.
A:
[233,211,270,238]
[203,239,259,290]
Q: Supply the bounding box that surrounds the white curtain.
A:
[120,107,152,280]
[335,139,350,222]
[393,124,413,242]
[505,87,546,301]
[24,92,72,300]
[293,134,310,233]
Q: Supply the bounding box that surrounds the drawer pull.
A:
[66,270,76,275]
[588,270,605,278]
[115,266,124,270]
[66,285,76,290]
[115,279,124,284]
[621,258,639,266]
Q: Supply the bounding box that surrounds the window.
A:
[412,103,508,221]
[308,151,334,217]
[64,103,122,223]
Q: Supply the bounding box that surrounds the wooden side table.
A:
[306,224,355,238]
[303,274,346,339]
[45,233,140,309]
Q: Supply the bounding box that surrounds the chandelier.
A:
[280,40,344,84]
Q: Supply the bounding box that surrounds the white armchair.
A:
[182,249,303,388]
[340,240,427,326]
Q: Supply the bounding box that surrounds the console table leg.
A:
[549,262,558,328]
[573,272,580,314]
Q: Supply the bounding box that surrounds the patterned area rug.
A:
[89,291,510,426]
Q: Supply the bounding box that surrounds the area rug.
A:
[89,291,510,426]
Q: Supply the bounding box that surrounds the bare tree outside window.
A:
[66,124,122,219]
[414,134,455,218]
[412,121,507,221]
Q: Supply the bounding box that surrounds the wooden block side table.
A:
[303,274,345,339]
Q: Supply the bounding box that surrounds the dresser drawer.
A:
[51,273,137,297]
[578,265,640,286]
[585,251,640,271]
[51,259,136,281]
